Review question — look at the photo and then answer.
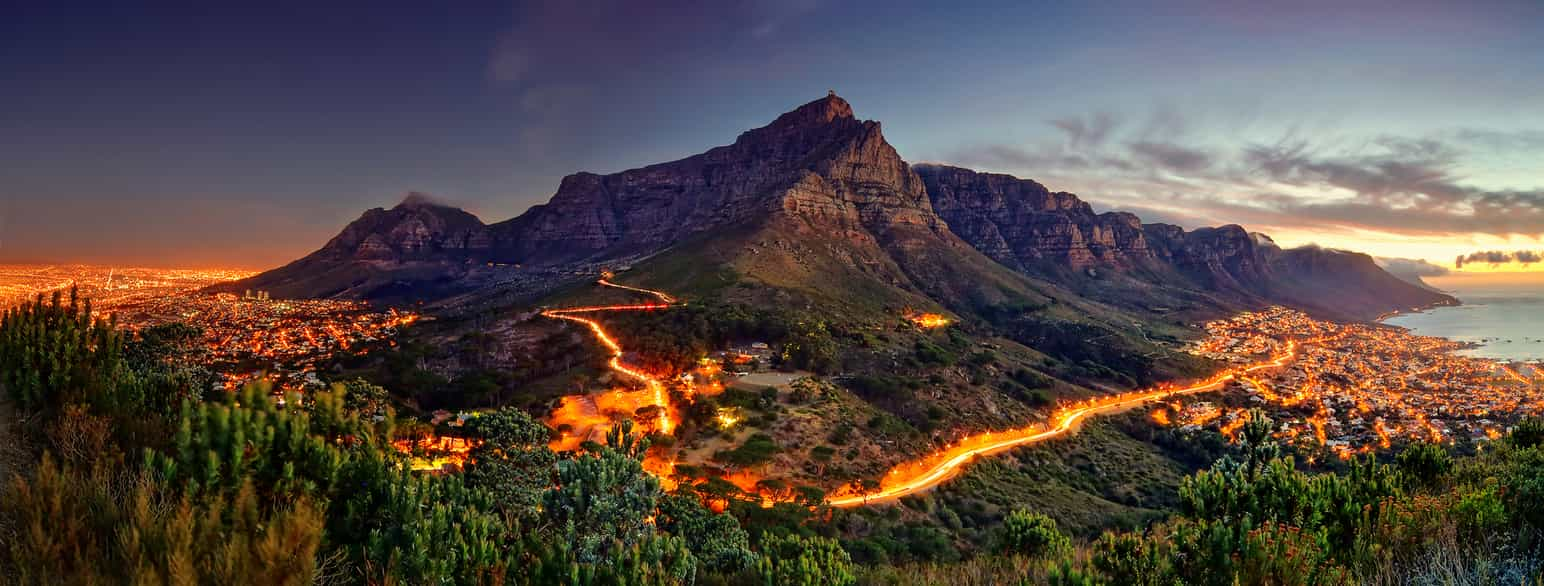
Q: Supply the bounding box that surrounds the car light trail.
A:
[541,280,678,435]
[824,342,1299,507]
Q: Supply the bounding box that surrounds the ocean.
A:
[1385,272,1544,362]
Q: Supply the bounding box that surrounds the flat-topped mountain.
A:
[485,92,945,265]
[227,93,1454,320]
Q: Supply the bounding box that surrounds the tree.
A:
[1167,518,1350,586]
[338,378,393,420]
[999,509,1070,558]
[0,289,129,411]
[755,534,854,586]
[1,454,324,585]
[656,493,756,574]
[1234,408,1280,473]
[1395,442,1451,489]
[1043,559,1105,586]
[463,407,557,520]
[540,422,697,583]
[1509,417,1544,449]
[1090,531,1173,586]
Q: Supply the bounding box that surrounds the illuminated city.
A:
[0,264,419,390]
[1166,307,1542,460]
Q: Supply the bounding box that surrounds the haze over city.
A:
[4,0,1542,273]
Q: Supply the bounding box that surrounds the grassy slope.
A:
[558,214,1218,499]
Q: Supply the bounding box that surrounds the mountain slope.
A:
[216,194,501,300]
[1265,246,1460,318]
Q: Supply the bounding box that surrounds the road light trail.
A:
[541,281,678,435]
[825,341,1300,507]
[1499,364,1532,385]
[597,278,676,304]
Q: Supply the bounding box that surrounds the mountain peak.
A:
[763,92,856,132]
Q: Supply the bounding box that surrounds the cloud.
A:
[483,0,825,163]
[1377,257,1450,277]
[1049,112,1118,150]
[1454,250,1544,268]
[1128,141,1212,173]
[1450,128,1544,152]
[486,0,820,85]
[939,109,1544,244]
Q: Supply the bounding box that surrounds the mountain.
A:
[546,93,1086,320]
[484,93,946,266]
[233,93,1464,494]
[916,165,1455,320]
[215,193,500,300]
[1267,246,1460,318]
[234,94,1454,321]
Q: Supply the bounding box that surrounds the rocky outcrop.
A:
[234,94,969,300]
[1143,224,1274,294]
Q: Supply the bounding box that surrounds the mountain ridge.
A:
[223,94,1455,321]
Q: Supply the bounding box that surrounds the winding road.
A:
[541,279,677,435]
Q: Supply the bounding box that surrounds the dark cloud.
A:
[1455,250,1544,268]
[1129,141,1212,172]
[1049,112,1119,150]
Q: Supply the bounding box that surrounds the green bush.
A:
[999,509,1070,558]
[755,534,854,586]
[1395,442,1452,488]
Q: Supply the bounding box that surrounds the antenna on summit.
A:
[828,89,836,97]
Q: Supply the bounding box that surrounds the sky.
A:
[3,0,1543,273]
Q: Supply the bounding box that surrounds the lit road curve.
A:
[825,341,1301,507]
[540,280,679,435]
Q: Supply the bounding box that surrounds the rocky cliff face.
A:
[1142,224,1275,294]
[490,93,946,265]
[917,165,1152,270]
[233,94,970,301]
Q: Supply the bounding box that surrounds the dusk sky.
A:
[4,0,1543,272]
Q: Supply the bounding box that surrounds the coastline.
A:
[1380,294,1544,366]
